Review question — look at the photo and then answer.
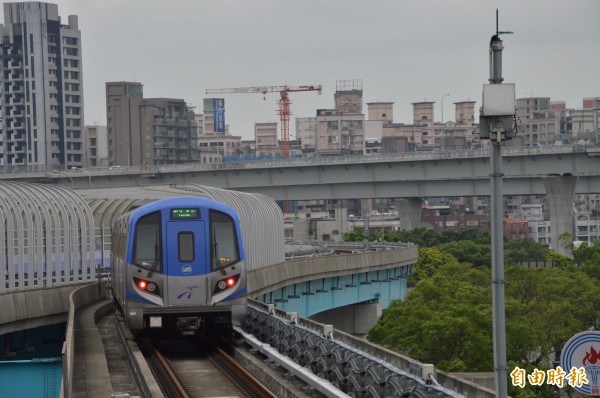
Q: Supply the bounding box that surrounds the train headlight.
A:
[215,274,239,293]
[133,277,160,296]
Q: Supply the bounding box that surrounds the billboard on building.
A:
[213,98,225,133]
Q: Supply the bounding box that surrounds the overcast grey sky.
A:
[41,0,600,139]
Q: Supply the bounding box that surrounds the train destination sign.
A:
[171,208,199,219]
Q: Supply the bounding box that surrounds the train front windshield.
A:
[133,211,162,271]
[210,210,239,270]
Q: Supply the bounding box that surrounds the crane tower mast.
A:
[205,85,322,159]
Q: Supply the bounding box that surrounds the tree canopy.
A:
[369,261,600,372]
[365,228,600,398]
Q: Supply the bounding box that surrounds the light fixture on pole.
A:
[441,93,450,151]
[479,10,516,398]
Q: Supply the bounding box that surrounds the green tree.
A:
[341,229,363,242]
[568,241,600,285]
[504,238,548,265]
[412,247,460,281]
[505,266,600,366]
[369,262,493,371]
[438,240,492,267]
[545,249,574,268]
[369,264,600,381]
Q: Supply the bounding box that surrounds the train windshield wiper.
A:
[148,235,159,278]
[213,240,226,275]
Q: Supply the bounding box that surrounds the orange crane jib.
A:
[205,85,322,160]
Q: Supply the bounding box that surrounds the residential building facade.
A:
[315,80,365,156]
[195,98,242,163]
[366,102,394,123]
[106,81,198,166]
[0,2,84,169]
[295,116,316,153]
[254,122,278,157]
[85,124,107,167]
[514,97,557,146]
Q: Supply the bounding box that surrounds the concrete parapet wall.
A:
[0,283,89,335]
[61,282,109,398]
[248,246,418,296]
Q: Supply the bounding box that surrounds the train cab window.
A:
[210,210,239,271]
[178,232,195,262]
[133,211,161,271]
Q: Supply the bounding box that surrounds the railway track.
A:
[143,338,278,398]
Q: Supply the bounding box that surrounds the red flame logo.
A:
[583,346,600,366]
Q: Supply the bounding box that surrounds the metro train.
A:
[111,196,247,337]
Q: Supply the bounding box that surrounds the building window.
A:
[64,59,79,68]
[327,121,339,131]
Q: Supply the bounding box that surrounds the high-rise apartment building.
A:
[315,80,365,155]
[106,81,198,166]
[196,98,242,163]
[515,97,557,146]
[199,98,228,135]
[0,2,84,168]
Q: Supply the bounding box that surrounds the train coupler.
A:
[177,317,203,335]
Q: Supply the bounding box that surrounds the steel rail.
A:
[214,346,279,398]
[153,347,189,398]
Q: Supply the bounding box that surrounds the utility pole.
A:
[479,10,516,398]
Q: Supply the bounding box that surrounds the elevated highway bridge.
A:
[4,144,595,255]
[2,145,599,199]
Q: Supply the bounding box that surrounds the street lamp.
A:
[441,93,450,151]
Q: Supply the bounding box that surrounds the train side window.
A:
[209,210,239,271]
[133,211,161,271]
[178,232,195,262]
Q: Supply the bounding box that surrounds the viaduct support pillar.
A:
[393,198,422,231]
[542,175,577,256]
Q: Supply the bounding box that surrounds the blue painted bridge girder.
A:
[259,269,409,318]
[247,246,418,318]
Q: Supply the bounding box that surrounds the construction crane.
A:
[205,85,322,159]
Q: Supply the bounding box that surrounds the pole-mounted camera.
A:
[479,11,516,143]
